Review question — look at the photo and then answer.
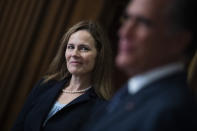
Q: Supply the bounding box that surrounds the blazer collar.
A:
[33,79,97,129]
[31,79,67,130]
[65,88,97,107]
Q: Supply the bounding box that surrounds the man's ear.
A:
[179,31,192,49]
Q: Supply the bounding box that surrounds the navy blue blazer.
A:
[83,71,197,131]
[12,78,102,131]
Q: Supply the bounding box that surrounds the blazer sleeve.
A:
[12,79,44,131]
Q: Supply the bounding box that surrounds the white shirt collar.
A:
[128,62,184,94]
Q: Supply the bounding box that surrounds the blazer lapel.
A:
[68,88,96,106]
[43,87,97,126]
[29,79,67,130]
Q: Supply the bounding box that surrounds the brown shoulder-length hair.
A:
[43,20,113,100]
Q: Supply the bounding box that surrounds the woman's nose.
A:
[71,49,80,57]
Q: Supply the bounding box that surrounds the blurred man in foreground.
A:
[83,0,197,130]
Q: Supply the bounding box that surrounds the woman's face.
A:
[65,30,97,76]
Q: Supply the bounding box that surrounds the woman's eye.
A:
[79,45,90,51]
[67,45,74,49]
[81,47,89,51]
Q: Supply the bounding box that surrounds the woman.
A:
[12,20,113,131]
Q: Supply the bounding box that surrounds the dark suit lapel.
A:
[123,71,187,112]
[107,84,129,113]
[101,71,187,126]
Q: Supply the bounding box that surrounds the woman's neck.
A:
[66,74,91,91]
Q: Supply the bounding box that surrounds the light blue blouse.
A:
[43,102,66,126]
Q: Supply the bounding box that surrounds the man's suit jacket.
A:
[83,71,197,131]
[12,78,101,131]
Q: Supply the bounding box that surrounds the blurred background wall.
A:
[0,0,196,130]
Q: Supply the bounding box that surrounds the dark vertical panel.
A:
[1,0,36,89]
[1,0,49,130]
[0,0,29,117]
[0,0,29,81]
[0,0,37,104]
[67,0,104,25]
[0,0,16,42]
[0,0,8,26]
[0,0,22,67]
